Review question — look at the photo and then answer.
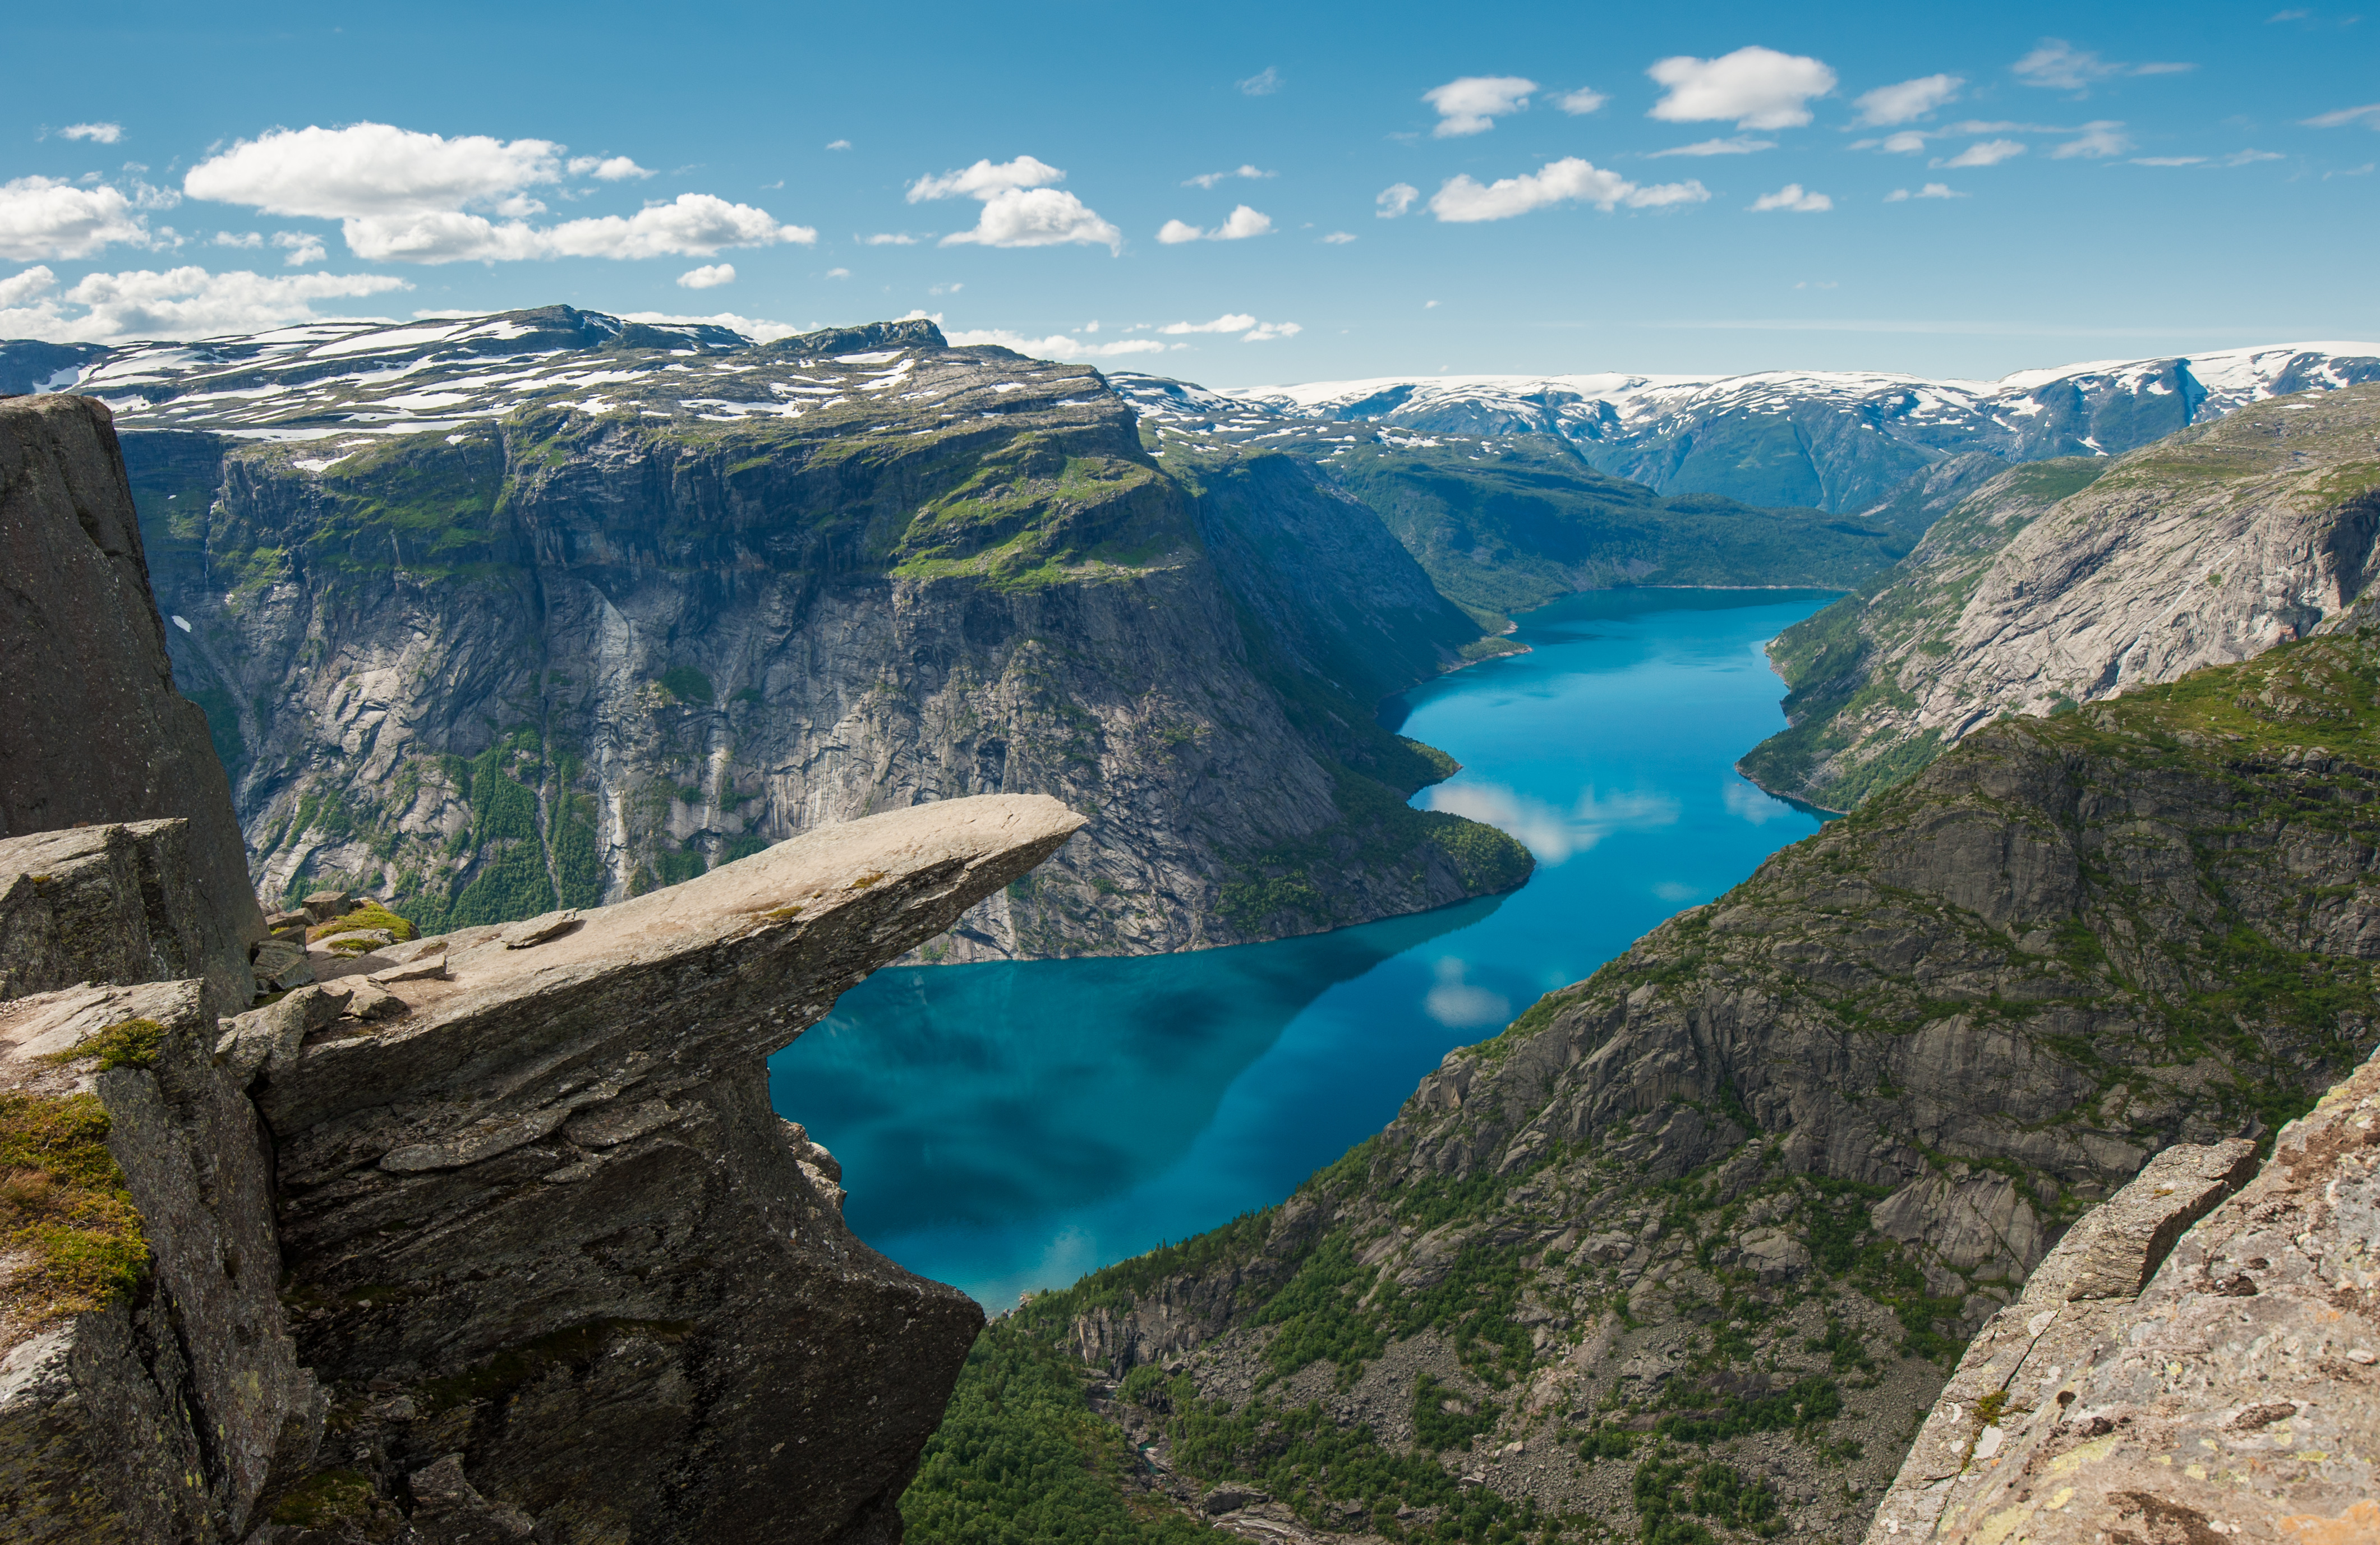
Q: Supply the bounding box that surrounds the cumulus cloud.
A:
[2304,103,2380,127]
[183,123,805,263]
[1376,182,1420,218]
[1648,135,1776,157]
[1184,164,1273,189]
[271,230,326,265]
[825,266,849,277]
[1426,158,1709,222]
[340,193,813,264]
[905,155,1066,203]
[1937,138,2027,167]
[59,122,125,144]
[0,177,168,261]
[941,188,1122,252]
[1149,313,1300,343]
[860,232,919,245]
[568,155,653,181]
[1424,76,1539,136]
[943,325,1164,358]
[1647,47,1836,130]
[2049,121,2132,158]
[1242,321,1300,342]
[214,230,262,248]
[1748,183,1833,212]
[1853,73,1964,126]
[1322,230,1357,243]
[826,139,852,151]
[678,262,735,288]
[2013,39,2194,92]
[1156,205,1273,242]
[1239,66,1282,96]
[1876,131,1929,153]
[0,264,409,343]
[1885,182,1965,201]
[1554,87,1608,115]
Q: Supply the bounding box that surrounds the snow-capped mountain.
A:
[1157,342,2380,512]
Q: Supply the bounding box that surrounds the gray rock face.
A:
[2,820,220,1007]
[1024,627,2380,1538]
[1745,385,2380,811]
[107,314,1521,958]
[1866,1044,2379,1545]
[0,395,264,1012]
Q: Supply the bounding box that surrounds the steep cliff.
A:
[90,310,1526,958]
[906,626,2380,1544]
[1742,384,2380,811]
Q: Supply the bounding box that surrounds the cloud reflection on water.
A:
[1422,781,1680,862]
[1423,957,1511,1027]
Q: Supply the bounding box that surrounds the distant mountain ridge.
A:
[1166,342,2380,513]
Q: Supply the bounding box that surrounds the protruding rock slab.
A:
[263,794,1083,1543]
[1865,1049,2380,1545]
[0,395,264,1012]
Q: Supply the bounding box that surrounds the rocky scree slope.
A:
[1742,384,2380,813]
[905,629,2380,1545]
[84,308,1525,959]
[1163,343,2380,514]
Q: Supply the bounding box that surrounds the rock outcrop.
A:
[77,310,1525,958]
[1743,384,2380,811]
[945,625,2380,1542]
[1866,1044,2379,1545]
[1,395,264,1011]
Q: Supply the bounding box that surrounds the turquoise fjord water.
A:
[767,588,1836,1308]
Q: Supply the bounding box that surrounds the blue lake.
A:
[767,588,1835,1307]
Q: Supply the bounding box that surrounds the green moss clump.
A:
[49,1017,167,1071]
[307,903,420,945]
[0,1091,148,1317]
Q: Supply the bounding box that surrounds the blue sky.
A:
[5,0,2376,384]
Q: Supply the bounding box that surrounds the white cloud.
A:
[1427,158,1708,222]
[1853,73,1964,126]
[2050,121,2132,158]
[826,139,852,150]
[825,266,849,278]
[1879,130,1928,153]
[1421,781,1677,863]
[860,232,919,245]
[1185,164,1273,189]
[1422,958,1508,1029]
[2304,103,2380,127]
[929,282,963,295]
[1938,138,2027,167]
[1554,87,1608,115]
[0,264,409,343]
[271,230,326,265]
[1239,66,1283,96]
[59,122,125,144]
[2013,39,2194,91]
[0,177,159,261]
[1748,183,1833,212]
[1885,182,1965,201]
[1423,76,1539,137]
[1647,47,1836,130]
[678,262,735,288]
[1376,182,1420,218]
[1242,320,1301,342]
[905,155,1066,203]
[1159,313,1258,334]
[214,230,262,248]
[944,325,1164,358]
[1321,230,1357,243]
[1157,204,1273,242]
[184,123,805,264]
[340,193,813,264]
[185,123,565,218]
[2132,149,2285,168]
[568,155,654,181]
[941,188,1122,252]
[1648,135,1776,157]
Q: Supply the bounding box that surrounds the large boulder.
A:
[0,395,263,1012]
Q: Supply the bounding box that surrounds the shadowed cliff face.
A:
[918,629,2380,1544]
[116,315,1526,959]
